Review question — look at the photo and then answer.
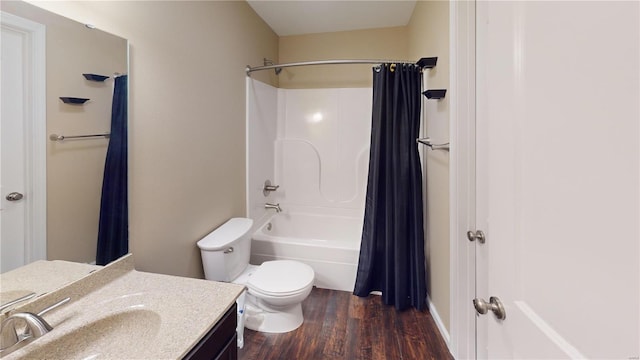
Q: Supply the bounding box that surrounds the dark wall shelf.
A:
[422,89,447,100]
[416,57,438,69]
[59,97,89,104]
[83,73,109,82]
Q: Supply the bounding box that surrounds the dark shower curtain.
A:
[96,75,128,265]
[353,64,427,311]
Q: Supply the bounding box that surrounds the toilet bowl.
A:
[235,260,314,333]
[197,218,315,334]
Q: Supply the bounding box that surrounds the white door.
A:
[0,12,46,273]
[475,1,639,359]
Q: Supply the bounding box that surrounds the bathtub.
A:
[251,212,362,292]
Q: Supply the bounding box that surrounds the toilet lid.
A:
[248,260,314,296]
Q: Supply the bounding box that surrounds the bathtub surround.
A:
[247,83,373,217]
[275,87,371,212]
[246,78,278,224]
[246,78,371,291]
[353,64,426,311]
[96,75,128,265]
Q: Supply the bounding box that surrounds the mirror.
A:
[1,1,128,274]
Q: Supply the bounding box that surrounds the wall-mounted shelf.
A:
[416,57,438,69]
[422,89,447,100]
[59,97,89,104]
[83,73,109,82]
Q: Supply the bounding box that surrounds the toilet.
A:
[197,218,315,334]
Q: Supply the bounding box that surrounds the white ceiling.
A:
[246,1,418,36]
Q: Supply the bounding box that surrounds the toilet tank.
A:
[197,218,253,282]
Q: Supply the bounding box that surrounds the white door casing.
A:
[448,0,476,359]
[475,2,639,359]
[0,12,46,272]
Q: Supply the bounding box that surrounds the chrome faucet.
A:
[0,313,52,355]
[2,312,52,338]
[0,297,69,356]
[263,180,280,196]
[265,203,282,213]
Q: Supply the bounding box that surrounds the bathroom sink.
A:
[21,309,161,359]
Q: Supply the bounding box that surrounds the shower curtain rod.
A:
[246,59,420,75]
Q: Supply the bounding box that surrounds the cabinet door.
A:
[183,304,237,360]
[215,334,237,360]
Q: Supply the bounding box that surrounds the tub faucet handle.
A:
[263,180,280,196]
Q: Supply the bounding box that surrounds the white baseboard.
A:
[428,295,452,351]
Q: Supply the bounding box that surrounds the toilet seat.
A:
[247,260,314,297]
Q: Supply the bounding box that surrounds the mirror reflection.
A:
[1,1,128,274]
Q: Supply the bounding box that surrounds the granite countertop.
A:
[1,255,245,359]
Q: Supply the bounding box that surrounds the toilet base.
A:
[243,300,303,333]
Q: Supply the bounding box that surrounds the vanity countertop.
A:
[1,255,245,359]
[0,260,100,305]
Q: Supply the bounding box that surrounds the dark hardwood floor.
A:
[238,288,453,360]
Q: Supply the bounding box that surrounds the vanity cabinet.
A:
[183,304,237,360]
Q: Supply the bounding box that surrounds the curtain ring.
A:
[374,65,382,73]
[390,63,396,72]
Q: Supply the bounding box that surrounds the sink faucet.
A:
[0,312,52,354]
[265,203,282,213]
[0,297,69,356]
[2,312,52,339]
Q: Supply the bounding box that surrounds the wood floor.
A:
[238,288,452,360]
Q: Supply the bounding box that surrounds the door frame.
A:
[1,11,47,264]
[449,1,476,358]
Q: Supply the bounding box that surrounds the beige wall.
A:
[2,1,128,264]
[26,0,279,277]
[278,27,408,88]
[408,0,451,332]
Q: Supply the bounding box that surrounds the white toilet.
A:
[197,217,315,334]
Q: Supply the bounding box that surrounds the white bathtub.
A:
[251,212,362,292]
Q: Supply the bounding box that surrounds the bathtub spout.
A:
[265,203,282,213]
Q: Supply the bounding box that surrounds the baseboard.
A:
[427,295,452,351]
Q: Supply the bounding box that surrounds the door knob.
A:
[5,192,24,201]
[473,296,506,320]
[467,230,485,244]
